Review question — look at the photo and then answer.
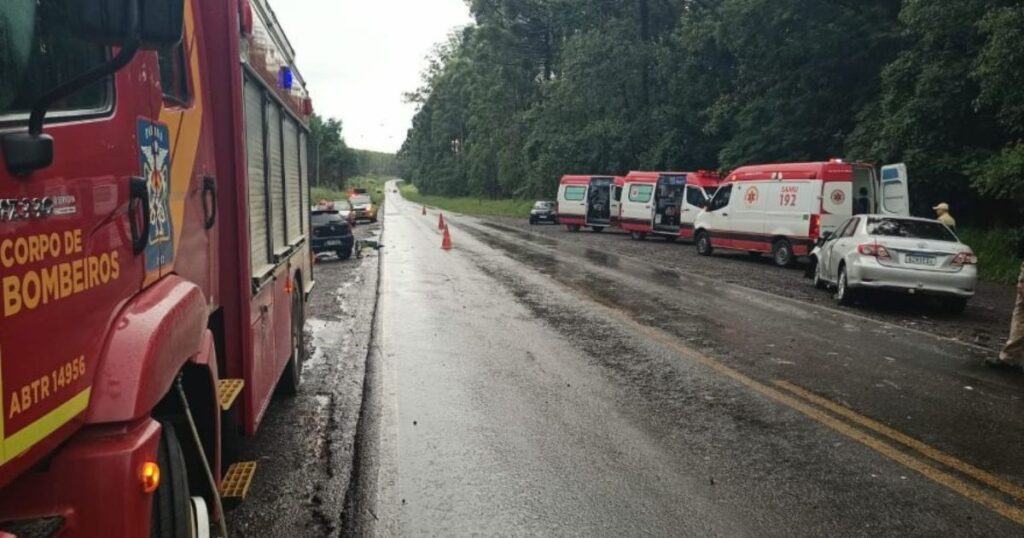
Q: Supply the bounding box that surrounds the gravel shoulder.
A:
[227,220,381,537]
[488,217,1015,351]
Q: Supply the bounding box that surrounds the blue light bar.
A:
[278,67,294,90]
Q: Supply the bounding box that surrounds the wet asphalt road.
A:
[227,221,381,537]
[344,182,1024,536]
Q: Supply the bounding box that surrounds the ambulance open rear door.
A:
[879,163,910,216]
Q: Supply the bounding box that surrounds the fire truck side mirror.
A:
[75,0,139,46]
[139,0,185,49]
[75,0,183,50]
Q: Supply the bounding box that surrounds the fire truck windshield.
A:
[0,0,109,119]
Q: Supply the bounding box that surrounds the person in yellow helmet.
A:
[933,202,956,230]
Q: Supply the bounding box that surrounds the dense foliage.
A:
[308,114,398,190]
[398,0,1023,225]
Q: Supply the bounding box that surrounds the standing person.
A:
[853,187,870,215]
[933,202,957,230]
[987,233,1024,372]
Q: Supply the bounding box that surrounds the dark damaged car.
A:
[311,209,355,260]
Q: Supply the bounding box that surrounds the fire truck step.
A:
[220,461,257,503]
[217,379,245,412]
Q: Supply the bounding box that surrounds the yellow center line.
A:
[774,379,1024,504]
[584,297,1024,526]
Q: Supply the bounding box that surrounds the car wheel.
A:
[772,239,794,267]
[696,231,713,256]
[529,218,536,225]
[592,227,605,233]
[835,266,856,306]
[337,246,353,260]
[943,297,968,315]
[567,225,581,232]
[813,261,828,290]
[630,231,647,241]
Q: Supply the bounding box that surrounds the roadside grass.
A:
[348,175,388,205]
[311,186,347,204]
[958,227,1022,285]
[399,182,535,219]
[312,176,388,206]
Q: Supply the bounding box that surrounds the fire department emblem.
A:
[745,186,759,206]
[831,189,846,205]
[138,119,175,272]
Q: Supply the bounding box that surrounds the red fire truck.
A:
[0,0,314,535]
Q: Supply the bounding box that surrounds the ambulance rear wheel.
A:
[152,423,195,538]
[772,239,794,267]
[630,232,647,241]
[696,231,713,256]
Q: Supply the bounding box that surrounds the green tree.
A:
[309,114,357,189]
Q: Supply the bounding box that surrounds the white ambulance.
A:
[619,171,722,241]
[556,175,625,232]
[693,160,909,266]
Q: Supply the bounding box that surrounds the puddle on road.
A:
[305,318,351,370]
[480,221,560,247]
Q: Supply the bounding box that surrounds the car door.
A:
[819,218,851,279]
[827,217,860,278]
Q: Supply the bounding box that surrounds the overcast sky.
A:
[272,0,472,154]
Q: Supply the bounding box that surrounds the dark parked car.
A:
[311,210,355,259]
[530,201,558,224]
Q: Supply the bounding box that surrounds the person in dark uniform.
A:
[853,188,870,215]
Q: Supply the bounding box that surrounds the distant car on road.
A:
[350,193,378,222]
[530,201,558,225]
[332,199,357,225]
[311,209,355,260]
[811,215,977,313]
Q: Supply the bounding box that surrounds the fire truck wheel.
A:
[152,423,194,538]
[279,289,305,396]
[629,232,647,241]
[696,231,713,256]
[771,239,794,267]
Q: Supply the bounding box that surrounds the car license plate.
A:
[326,240,342,246]
[905,255,935,266]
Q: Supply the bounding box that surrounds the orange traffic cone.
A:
[441,224,453,251]
[421,205,426,216]
[438,213,446,230]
